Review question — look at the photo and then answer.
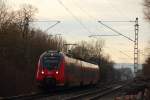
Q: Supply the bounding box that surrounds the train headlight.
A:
[41,71,44,74]
[56,71,59,74]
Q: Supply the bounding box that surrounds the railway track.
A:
[0,91,50,100]
[63,83,128,100]
[0,81,128,100]
[0,85,100,100]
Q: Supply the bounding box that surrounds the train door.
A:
[80,61,84,86]
[82,62,87,85]
[75,60,82,86]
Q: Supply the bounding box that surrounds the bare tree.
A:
[16,4,38,38]
[142,0,150,78]
[93,39,105,57]
[144,0,150,21]
[0,0,16,33]
[70,40,104,60]
[0,1,67,96]
[143,41,150,78]
[0,0,7,24]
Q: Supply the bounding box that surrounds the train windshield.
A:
[42,53,61,70]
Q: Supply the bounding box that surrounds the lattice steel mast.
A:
[97,17,139,75]
[134,18,139,74]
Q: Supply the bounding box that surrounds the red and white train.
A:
[36,50,99,87]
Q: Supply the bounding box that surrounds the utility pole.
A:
[23,16,29,39]
[96,18,139,76]
[23,16,30,66]
[134,18,139,74]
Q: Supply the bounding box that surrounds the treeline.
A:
[0,2,66,96]
[143,42,150,78]
[143,56,150,78]
[69,40,117,82]
[142,0,150,78]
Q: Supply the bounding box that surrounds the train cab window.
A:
[42,53,61,70]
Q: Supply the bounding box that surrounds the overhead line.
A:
[89,34,120,37]
[70,0,97,20]
[57,0,92,34]
[105,46,133,59]
[105,0,131,21]
[28,20,61,32]
[98,21,134,42]
[98,21,135,22]
[70,0,103,35]
[119,50,133,59]
[30,20,60,22]
[44,21,60,32]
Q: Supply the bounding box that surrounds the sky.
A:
[7,0,150,64]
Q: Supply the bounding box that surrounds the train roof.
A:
[64,53,99,68]
[43,50,99,67]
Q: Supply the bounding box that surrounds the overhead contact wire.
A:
[57,0,93,34]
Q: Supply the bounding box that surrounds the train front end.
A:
[36,51,65,87]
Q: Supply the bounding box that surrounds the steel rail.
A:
[64,85,113,100]
[64,82,129,100]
